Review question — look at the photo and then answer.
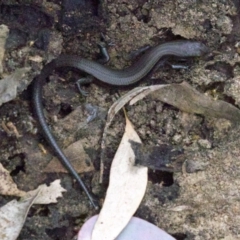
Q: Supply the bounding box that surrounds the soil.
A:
[0,0,240,239]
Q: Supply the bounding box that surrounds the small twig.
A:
[38,143,47,154]
[6,122,22,138]
[2,121,22,138]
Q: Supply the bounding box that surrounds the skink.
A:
[33,40,208,209]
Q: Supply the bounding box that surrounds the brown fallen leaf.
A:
[44,139,94,173]
[103,82,240,123]
[130,82,240,122]
[92,114,148,240]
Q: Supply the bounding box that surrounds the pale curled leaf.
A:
[0,163,25,196]
[92,116,148,240]
[106,87,149,125]
[22,179,67,204]
[0,191,39,240]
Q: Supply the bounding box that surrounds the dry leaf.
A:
[103,82,240,125]
[100,82,240,179]
[129,82,240,121]
[0,180,66,240]
[0,67,31,106]
[92,115,148,240]
[106,87,149,126]
[99,87,149,183]
[0,191,39,240]
[44,139,94,173]
[22,179,67,204]
[0,163,25,196]
[0,163,66,204]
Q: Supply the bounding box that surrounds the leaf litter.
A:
[93,80,240,239]
[0,163,66,240]
[100,81,240,182]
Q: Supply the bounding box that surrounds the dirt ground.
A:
[0,0,240,239]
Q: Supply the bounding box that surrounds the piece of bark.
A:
[130,141,184,172]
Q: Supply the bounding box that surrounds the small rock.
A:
[197,139,212,149]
